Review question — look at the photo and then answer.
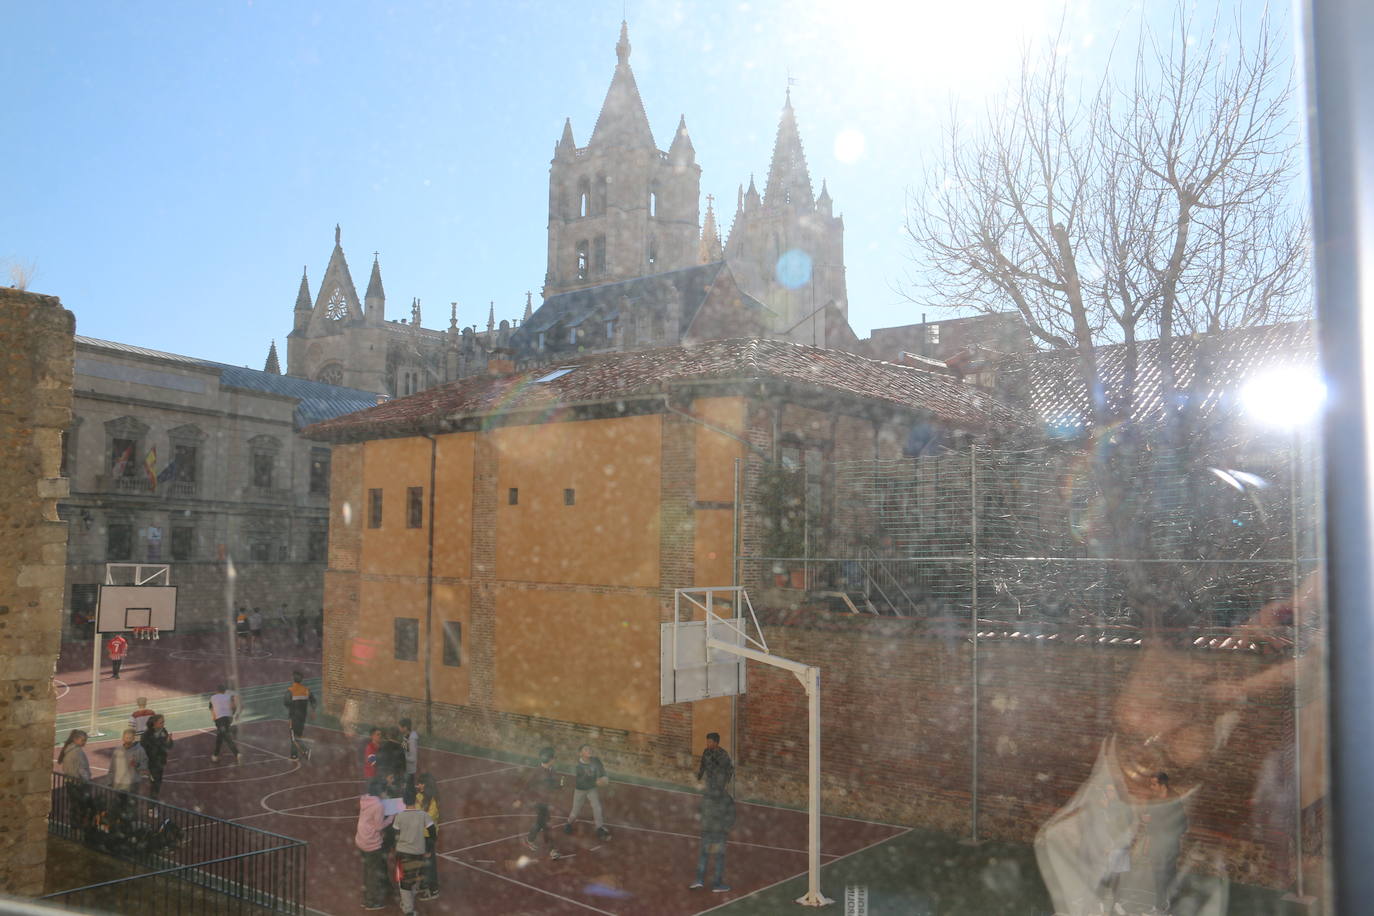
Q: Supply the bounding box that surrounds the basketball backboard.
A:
[660,586,763,705]
[96,585,177,633]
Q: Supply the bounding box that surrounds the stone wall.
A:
[735,613,1300,890]
[0,288,74,896]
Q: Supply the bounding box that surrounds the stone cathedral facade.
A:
[284,22,851,399]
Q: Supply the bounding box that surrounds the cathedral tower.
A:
[543,22,702,298]
[725,90,847,342]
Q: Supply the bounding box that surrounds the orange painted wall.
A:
[432,434,475,580]
[359,433,473,580]
[491,587,660,734]
[344,578,427,699]
[493,415,661,587]
[430,581,471,707]
[360,438,433,579]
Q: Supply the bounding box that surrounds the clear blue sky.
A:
[3,0,1292,370]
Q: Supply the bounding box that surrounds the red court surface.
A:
[72,719,906,914]
[54,627,324,717]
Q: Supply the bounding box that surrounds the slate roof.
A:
[1018,321,1316,431]
[76,335,380,429]
[304,337,1027,443]
[509,262,769,355]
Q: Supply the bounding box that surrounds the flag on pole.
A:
[144,447,158,489]
[156,456,179,485]
[111,443,134,478]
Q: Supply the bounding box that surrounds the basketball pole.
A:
[705,637,832,907]
[88,634,104,737]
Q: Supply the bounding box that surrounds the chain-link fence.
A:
[741,439,1320,628]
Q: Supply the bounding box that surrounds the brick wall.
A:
[0,288,74,896]
[736,613,1299,888]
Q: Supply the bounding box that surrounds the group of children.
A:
[352,730,618,912]
[355,718,439,914]
[515,744,614,860]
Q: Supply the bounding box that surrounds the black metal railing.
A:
[45,773,306,914]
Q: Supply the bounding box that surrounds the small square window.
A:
[564,488,576,506]
[407,486,424,529]
[394,617,419,662]
[368,488,383,528]
[508,487,519,505]
[442,621,462,667]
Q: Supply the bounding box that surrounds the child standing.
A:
[399,716,419,790]
[392,789,435,916]
[140,714,174,799]
[58,730,92,826]
[415,773,441,900]
[129,697,156,737]
[106,633,129,679]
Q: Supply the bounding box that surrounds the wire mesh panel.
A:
[742,441,1313,627]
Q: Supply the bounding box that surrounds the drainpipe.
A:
[422,433,438,735]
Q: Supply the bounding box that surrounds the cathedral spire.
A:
[264,340,281,375]
[699,194,723,263]
[744,174,761,212]
[294,267,311,312]
[524,292,533,320]
[668,114,695,164]
[763,89,814,209]
[616,19,631,65]
[487,301,496,334]
[589,21,655,150]
[556,117,577,159]
[365,252,386,324]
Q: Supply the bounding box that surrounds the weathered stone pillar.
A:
[0,288,74,896]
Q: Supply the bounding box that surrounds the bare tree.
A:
[905,6,1310,623]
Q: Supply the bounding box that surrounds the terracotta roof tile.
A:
[304,337,1026,441]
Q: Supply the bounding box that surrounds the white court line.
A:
[235,764,522,823]
[53,678,70,699]
[272,719,907,832]
[440,764,519,784]
[437,852,617,916]
[693,826,914,916]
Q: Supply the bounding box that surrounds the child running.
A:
[515,746,564,858]
[282,670,317,760]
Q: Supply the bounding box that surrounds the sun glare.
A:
[1241,367,1327,429]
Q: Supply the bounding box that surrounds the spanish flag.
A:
[144,447,158,489]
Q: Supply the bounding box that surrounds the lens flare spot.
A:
[775,249,813,290]
[833,128,866,163]
[341,501,353,525]
[1241,368,1325,428]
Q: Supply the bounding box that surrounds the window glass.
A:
[14,3,1342,913]
[442,621,462,667]
[394,617,419,662]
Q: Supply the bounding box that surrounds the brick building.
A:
[304,337,1020,777]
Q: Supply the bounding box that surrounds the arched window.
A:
[647,239,658,267]
[649,188,658,217]
[595,174,608,215]
[578,178,591,218]
[576,240,590,280]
